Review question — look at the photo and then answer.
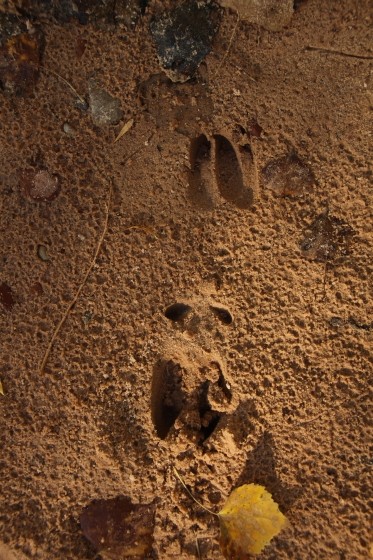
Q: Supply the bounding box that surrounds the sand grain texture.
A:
[0,0,372,558]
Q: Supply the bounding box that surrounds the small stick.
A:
[39,180,113,374]
[195,537,202,559]
[305,45,373,60]
[39,136,154,374]
[42,66,87,105]
[173,468,218,517]
[296,412,324,426]
[214,12,240,77]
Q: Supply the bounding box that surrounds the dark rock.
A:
[150,0,221,82]
[18,0,112,24]
[0,12,27,39]
[18,0,148,27]
[328,316,345,328]
[115,0,148,29]
[0,17,44,95]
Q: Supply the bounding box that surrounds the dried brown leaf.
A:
[80,495,157,559]
[300,213,353,262]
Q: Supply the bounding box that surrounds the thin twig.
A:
[305,45,373,60]
[195,537,202,560]
[214,12,240,77]
[39,180,113,374]
[125,225,157,236]
[174,468,218,517]
[296,412,324,426]
[41,66,87,105]
[39,133,155,374]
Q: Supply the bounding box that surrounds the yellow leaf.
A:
[0,380,3,395]
[218,484,288,558]
[114,118,134,143]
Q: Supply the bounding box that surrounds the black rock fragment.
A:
[150,0,221,82]
[17,0,148,27]
[26,0,115,25]
[115,0,148,29]
[0,12,27,39]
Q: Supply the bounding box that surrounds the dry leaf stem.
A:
[39,135,154,374]
[42,66,87,105]
[173,468,218,517]
[39,180,113,374]
[305,45,373,60]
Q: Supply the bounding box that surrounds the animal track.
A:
[214,135,254,209]
[152,299,237,443]
[188,134,217,209]
[188,133,255,210]
[151,359,185,439]
[164,302,192,322]
[210,305,233,325]
[151,355,235,443]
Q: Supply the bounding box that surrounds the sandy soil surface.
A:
[0,1,372,558]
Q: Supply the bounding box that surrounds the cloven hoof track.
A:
[188,133,255,209]
[151,358,234,442]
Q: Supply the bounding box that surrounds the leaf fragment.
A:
[114,118,134,143]
[300,213,353,263]
[0,380,3,395]
[218,484,288,558]
[80,495,157,559]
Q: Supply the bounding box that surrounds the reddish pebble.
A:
[20,169,60,201]
[30,282,43,296]
[248,118,263,138]
[0,282,15,310]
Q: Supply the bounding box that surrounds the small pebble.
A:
[63,122,76,136]
[329,316,344,328]
[37,245,49,261]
